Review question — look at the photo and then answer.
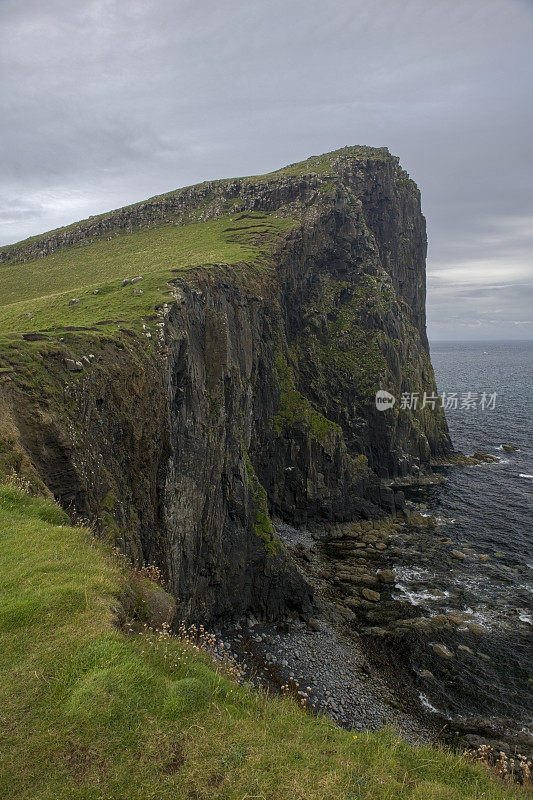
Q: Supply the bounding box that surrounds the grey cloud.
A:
[0,0,532,340]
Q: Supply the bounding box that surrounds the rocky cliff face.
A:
[0,147,451,622]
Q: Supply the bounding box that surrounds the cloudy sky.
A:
[1,0,532,340]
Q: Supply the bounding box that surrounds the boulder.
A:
[467,623,485,635]
[377,569,396,583]
[361,588,380,602]
[431,643,454,659]
[451,549,466,560]
[68,298,80,306]
[131,276,143,284]
[472,451,499,463]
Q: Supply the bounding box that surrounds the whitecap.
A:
[393,583,451,608]
[519,473,533,479]
[393,566,432,582]
[518,613,532,625]
[418,693,441,714]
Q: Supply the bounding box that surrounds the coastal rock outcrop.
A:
[0,146,452,622]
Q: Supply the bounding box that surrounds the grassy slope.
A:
[0,214,294,337]
[0,147,388,407]
[0,483,525,800]
[0,145,395,340]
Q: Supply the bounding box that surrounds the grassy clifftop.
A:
[0,479,526,800]
[0,144,405,342]
[0,212,294,337]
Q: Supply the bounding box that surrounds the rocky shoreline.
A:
[218,608,436,743]
[217,510,532,761]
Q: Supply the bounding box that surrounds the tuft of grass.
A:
[0,481,529,799]
[244,450,282,556]
[273,348,342,443]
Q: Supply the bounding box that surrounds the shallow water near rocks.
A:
[379,341,533,747]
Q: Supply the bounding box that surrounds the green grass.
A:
[0,145,402,340]
[0,213,295,336]
[244,451,281,556]
[273,348,342,443]
[0,481,527,799]
[259,145,393,179]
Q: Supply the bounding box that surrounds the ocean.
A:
[385,340,532,744]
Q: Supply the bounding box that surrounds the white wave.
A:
[518,613,533,625]
[393,582,451,606]
[394,584,451,607]
[393,566,432,582]
[462,604,530,632]
[418,693,441,714]
[519,473,533,479]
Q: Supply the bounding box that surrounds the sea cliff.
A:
[0,146,451,622]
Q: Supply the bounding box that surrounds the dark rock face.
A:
[1,149,452,623]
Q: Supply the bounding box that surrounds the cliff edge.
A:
[0,146,452,622]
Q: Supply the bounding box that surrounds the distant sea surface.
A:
[385,341,533,741]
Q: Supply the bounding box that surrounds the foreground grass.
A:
[0,484,526,800]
